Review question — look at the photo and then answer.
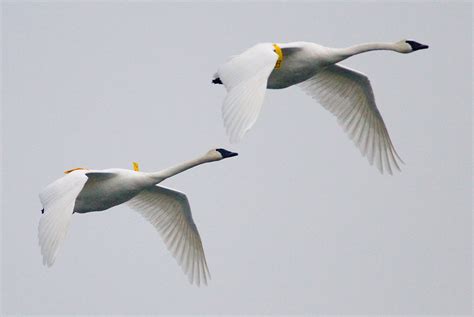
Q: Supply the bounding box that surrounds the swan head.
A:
[207,148,238,161]
[396,39,429,53]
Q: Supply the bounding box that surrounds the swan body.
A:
[38,148,238,286]
[73,169,155,213]
[213,39,428,174]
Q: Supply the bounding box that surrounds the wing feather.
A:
[299,64,403,174]
[38,170,89,266]
[216,43,279,142]
[127,185,210,286]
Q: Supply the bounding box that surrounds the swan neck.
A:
[150,155,212,182]
[330,42,399,63]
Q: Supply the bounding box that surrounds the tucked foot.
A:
[212,77,222,85]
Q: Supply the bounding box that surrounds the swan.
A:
[212,39,428,174]
[38,148,238,286]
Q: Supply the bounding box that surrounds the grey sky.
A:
[1,1,472,315]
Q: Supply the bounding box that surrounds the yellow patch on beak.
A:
[64,167,88,174]
[273,43,283,69]
[132,162,139,171]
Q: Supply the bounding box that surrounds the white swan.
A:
[38,148,238,286]
[213,39,428,174]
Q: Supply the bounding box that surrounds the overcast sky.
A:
[2,1,472,315]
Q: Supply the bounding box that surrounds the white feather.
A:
[214,40,428,173]
[38,170,88,266]
[127,185,210,286]
[216,43,278,142]
[37,149,237,285]
[298,64,403,174]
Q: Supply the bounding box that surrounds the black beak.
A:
[406,40,429,52]
[216,148,238,158]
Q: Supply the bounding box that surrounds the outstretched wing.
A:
[215,43,279,142]
[126,185,210,286]
[38,170,89,266]
[298,64,403,174]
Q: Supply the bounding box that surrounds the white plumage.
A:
[213,39,428,174]
[39,170,88,267]
[218,43,278,142]
[38,148,238,286]
[127,185,210,285]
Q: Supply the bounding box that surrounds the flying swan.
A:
[38,148,238,286]
[213,39,428,174]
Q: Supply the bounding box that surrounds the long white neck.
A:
[328,42,402,64]
[149,154,214,183]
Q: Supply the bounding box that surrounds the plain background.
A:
[1,1,472,315]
